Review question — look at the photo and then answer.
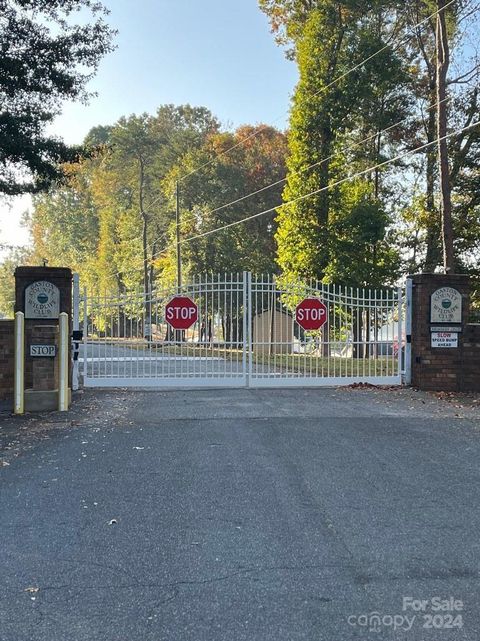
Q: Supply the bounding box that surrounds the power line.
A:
[123,0,461,254]
[104,0,467,279]
[174,95,455,227]
[147,119,480,260]
[142,91,457,254]
[126,0,459,228]
[106,116,479,279]
[173,0,457,184]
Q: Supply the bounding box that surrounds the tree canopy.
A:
[1,0,479,315]
[275,2,408,286]
[261,0,480,288]
[0,0,115,195]
[26,107,286,296]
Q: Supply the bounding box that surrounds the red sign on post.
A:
[165,296,198,330]
[295,298,328,331]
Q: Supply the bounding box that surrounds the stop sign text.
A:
[295,298,328,331]
[165,296,198,330]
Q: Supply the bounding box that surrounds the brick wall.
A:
[462,324,480,391]
[411,273,480,391]
[26,325,58,392]
[0,320,14,401]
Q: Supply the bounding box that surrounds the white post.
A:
[404,278,413,385]
[83,288,88,383]
[242,271,248,385]
[14,311,24,415]
[58,312,69,411]
[397,287,403,380]
[246,272,252,387]
[72,273,80,391]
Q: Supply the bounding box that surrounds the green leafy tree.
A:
[395,0,478,273]
[274,2,408,283]
[28,105,220,294]
[449,90,480,286]
[325,180,400,286]
[0,0,115,195]
[28,160,100,291]
[161,125,287,278]
[0,246,31,317]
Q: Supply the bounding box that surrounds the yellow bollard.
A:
[14,311,24,415]
[58,312,69,411]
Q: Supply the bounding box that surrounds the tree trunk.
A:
[353,313,361,359]
[138,158,149,295]
[142,213,148,294]
[436,0,455,272]
[150,239,156,293]
[316,126,332,279]
[138,156,151,341]
[414,8,441,272]
[424,88,442,271]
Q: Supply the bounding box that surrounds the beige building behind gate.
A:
[252,309,293,355]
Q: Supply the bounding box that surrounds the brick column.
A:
[15,266,72,411]
[410,273,470,391]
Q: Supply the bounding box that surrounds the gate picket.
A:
[79,273,404,388]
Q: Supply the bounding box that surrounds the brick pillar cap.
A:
[408,273,470,282]
[14,266,72,278]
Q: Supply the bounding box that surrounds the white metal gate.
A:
[80,273,404,388]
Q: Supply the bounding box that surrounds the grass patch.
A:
[88,340,397,377]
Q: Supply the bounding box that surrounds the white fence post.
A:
[242,271,248,385]
[246,272,252,387]
[397,286,403,379]
[404,278,413,385]
[72,273,80,391]
[14,311,24,415]
[83,288,88,384]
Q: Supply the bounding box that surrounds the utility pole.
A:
[436,0,455,273]
[175,180,182,290]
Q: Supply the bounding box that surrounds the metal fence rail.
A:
[249,275,402,386]
[81,273,247,387]
[80,273,403,388]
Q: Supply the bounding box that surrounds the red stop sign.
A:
[295,298,328,331]
[165,296,198,330]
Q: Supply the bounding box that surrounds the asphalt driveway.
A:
[1,387,479,641]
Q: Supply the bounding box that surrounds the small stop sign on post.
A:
[165,296,198,330]
[295,298,328,331]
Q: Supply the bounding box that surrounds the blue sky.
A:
[54,0,298,142]
[0,0,297,251]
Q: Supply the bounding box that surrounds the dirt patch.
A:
[340,384,480,420]
[0,390,137,467]
[426,389,480,410]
